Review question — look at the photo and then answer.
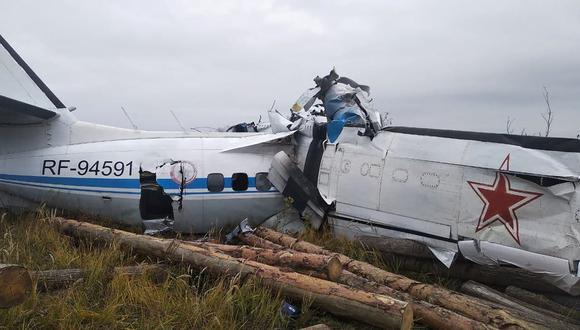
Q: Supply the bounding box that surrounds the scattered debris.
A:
[225,218,254,243]
[280,300,301,319]
[142,218,174,236]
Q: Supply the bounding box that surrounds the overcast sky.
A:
[1,1,579,137]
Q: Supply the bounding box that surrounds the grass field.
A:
[0,209,453,329]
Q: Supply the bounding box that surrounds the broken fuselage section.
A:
[270,70,580,295]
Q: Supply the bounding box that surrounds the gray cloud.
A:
[1,0,579,137]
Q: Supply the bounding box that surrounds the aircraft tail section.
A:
[0,34,66,124]
[0,34,73,154]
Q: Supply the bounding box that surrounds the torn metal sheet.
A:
[268,110,294,133]
[427,246,457,268]
[219,131,295,152]
[225,218,254,242]
[261,208,309,234]
[459,240,580,295]
[291,69,382,143]
[143,218,174,236]
[268,151,326,221]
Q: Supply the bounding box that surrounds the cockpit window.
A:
[207,173,224,192]
[232,173,248,191]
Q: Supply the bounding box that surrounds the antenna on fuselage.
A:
[120,106,139,130]
[169,109,187,132]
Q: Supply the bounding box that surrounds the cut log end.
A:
[0,264,32,308]
[326,256,342,282]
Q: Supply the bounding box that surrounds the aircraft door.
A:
[335,145,383,212]
[139,156,204,233]
[317,143,341,204]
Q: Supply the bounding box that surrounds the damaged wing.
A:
[219,131,295,152]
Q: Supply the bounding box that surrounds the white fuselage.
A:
[314,127,580,293]
[0,111,291,232]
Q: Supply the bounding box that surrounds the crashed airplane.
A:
[1,34,580,295]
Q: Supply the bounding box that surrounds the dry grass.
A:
[0,210,294,329]
[0,208,460,329]
[0,209,377,330]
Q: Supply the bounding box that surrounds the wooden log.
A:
[31,264,168,291]
[360,235,565,294]
[461,281,579,330]
[0,264,32,308]
[299,324,332,330]
[302,269,494,330]
[32,268,84,291]
[48,217,413,330]
[111,264,169,284]
[387,255,564,294]
[505,286,580,320]
[253,226,534,330]
[238,233,284,249]
[544,293,580,311]
[182,241,342,281]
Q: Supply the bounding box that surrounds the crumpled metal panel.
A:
[459,240,580,295]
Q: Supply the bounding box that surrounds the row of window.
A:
[207,172,272,192]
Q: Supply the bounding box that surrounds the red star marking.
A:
[467,155,542,244]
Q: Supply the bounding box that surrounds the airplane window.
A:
[207,173,224,192]
[255,172,272,192]
[232,173,248,191]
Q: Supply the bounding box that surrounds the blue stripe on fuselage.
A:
[0,174,257,190]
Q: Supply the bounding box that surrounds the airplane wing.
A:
[219,131,296,152]
[0,34,64,125]
[382,126,580,180]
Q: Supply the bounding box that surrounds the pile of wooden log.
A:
[4,217,580,330]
